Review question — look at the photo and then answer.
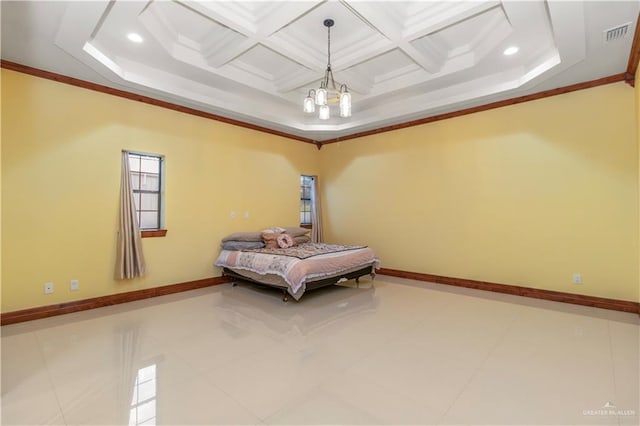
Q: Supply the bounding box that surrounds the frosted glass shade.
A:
[315,88,327,105]
[339,91,351,118]
[303,96,315,113]
[319,104,330,120]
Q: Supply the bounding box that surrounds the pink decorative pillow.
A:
[277,233,294,248]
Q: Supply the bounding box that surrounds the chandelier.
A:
[303,19,351,119]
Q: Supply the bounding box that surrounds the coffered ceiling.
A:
[1,1,639,142]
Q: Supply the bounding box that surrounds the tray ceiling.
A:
[1,1,639,141]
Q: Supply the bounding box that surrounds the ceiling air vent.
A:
[603,22,630,42]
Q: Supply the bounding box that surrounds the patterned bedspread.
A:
[243,243,367,259]
[214,243,380,300]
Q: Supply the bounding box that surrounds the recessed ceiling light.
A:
[503,46,519,56]
[127,33,143,43]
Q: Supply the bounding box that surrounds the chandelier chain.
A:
[327,22,331,68]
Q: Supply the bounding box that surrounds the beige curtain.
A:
[115,151,146,279]
[310,175,324,243]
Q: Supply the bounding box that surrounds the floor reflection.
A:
[218,281,379,339]
[117,326,160,426]
[1,279,637,425]
[129,364,157,425]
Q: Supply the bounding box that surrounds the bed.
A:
[214,242,380,301]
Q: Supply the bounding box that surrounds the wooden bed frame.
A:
[222,265,376,302]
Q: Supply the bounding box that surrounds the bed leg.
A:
[370,272,376,280]
[232,282,238,287]
[355,277,360,287]
[282,291,289,302]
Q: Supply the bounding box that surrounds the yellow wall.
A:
[1,69,319,312]
[2,67,639,313]
[320,82,639,302]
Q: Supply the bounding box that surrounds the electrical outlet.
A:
[572,273,583,284]
[44,282,54,294]
[244,211,250,220]
[230,211,236,219]
[70,279,79,291]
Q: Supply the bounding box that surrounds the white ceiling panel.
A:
[1,0,638,142]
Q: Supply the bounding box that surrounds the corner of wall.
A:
[636,58,640,303]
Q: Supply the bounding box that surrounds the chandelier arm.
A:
[329,68,337,91]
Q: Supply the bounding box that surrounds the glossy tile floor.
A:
[2,276,638,425]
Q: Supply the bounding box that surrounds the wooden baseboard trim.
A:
[377,268,640,315]
[0,276,232,326]
[4,270,636,325]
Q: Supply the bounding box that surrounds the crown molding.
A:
[0,60,317,145]
[624,12,640,87]
[1,58,634,147]
[319,73,627,145]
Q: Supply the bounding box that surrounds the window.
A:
[300,175,313,226]
[128,152,164,231]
